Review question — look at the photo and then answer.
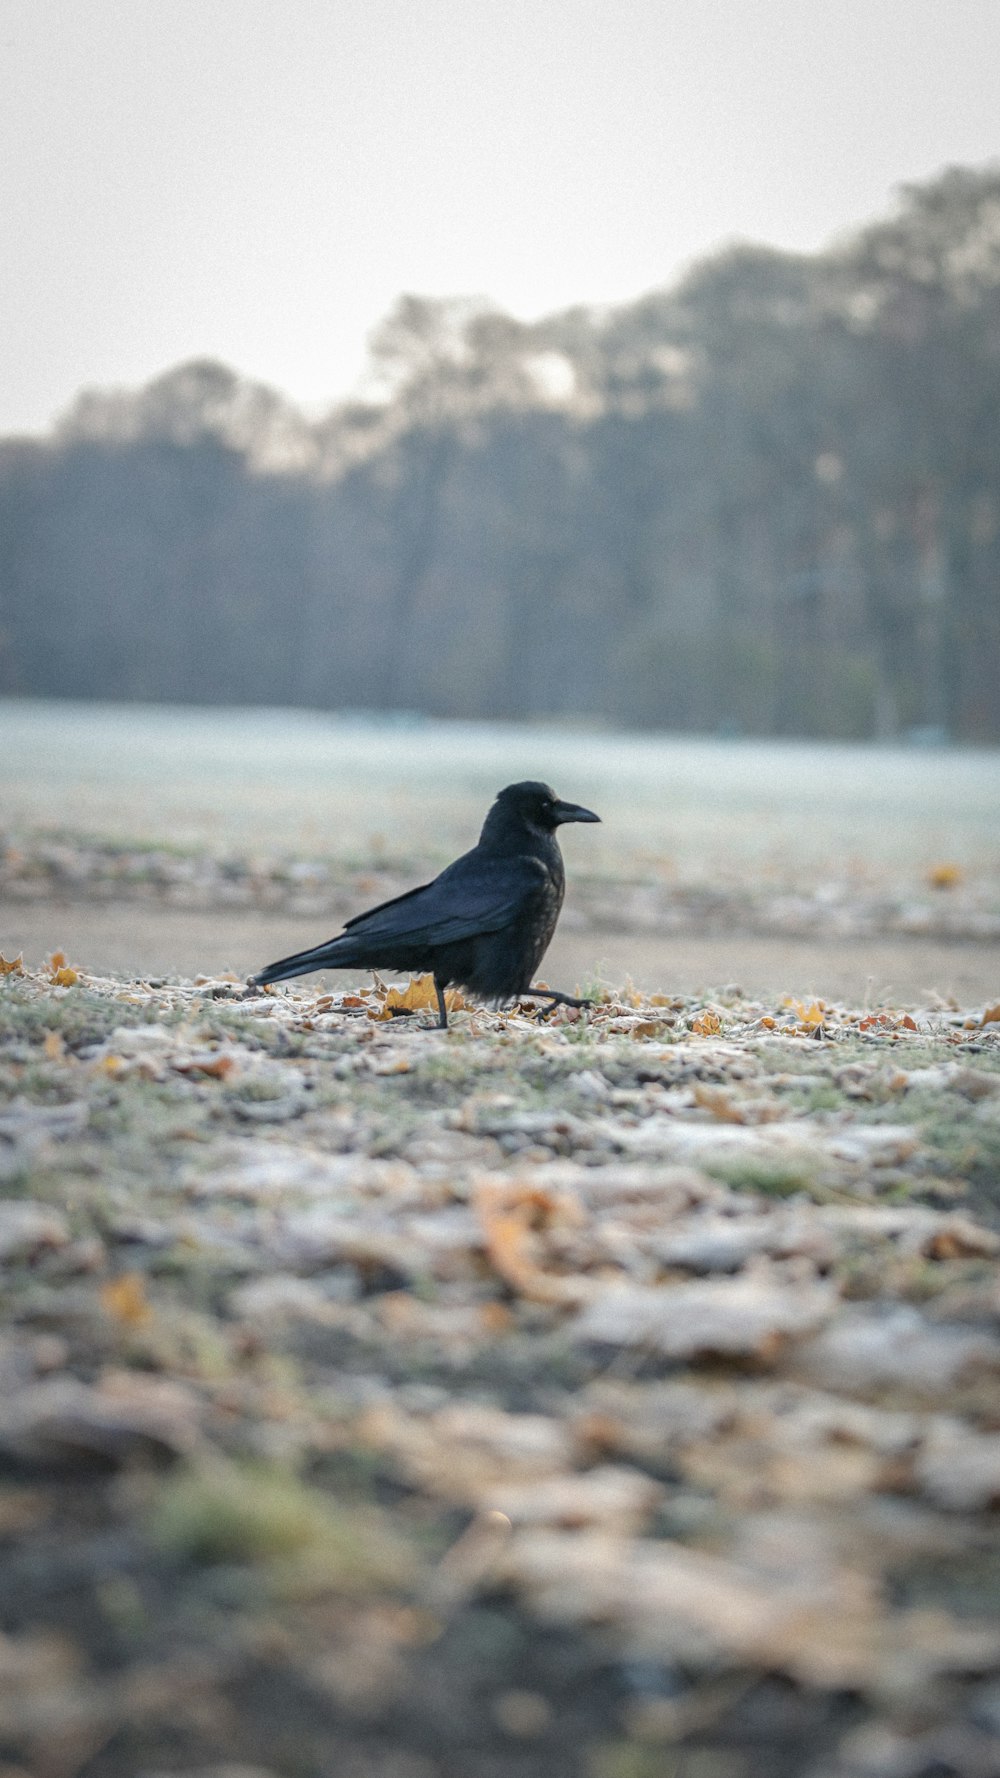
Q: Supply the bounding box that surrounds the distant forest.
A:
[2,165,1000,740]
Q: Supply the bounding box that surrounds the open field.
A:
[3,699,999,1008]
[4,701,1000,881]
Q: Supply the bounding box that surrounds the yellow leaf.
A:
[783,997,824,1025]
[371,975,466,1021]
[100,1273,152,1327]
[690,1011,722,1037]
[47,952,79,986]
[0,953,25,975]
[43,1031,65,1061]
[927,862,963,890]
[981,1003,1000,1027]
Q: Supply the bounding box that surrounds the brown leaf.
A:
[692,1083,747,1124]
[0,952,25,975]
[858,1012,895,1033]
[172,1052,235,1079]
[475,1181,588,1306]
[100,1273,153,1327]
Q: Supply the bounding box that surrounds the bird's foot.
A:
[520,988,593,1022]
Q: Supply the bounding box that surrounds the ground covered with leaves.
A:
[2,958,1000,1778]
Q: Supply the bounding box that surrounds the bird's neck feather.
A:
[478,806,558,857]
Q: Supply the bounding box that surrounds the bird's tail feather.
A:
[253,937,354,986]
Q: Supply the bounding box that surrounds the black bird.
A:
[251,780,600,1028]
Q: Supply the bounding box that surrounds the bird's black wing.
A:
[342,851,545,948]
[253,853,551,986]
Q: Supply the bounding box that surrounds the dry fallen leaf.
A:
[0,952,25,975]
[692,1083,747,1124]
[371,974,467,1021]
[475,1181,589,1306]
[100,1273,153,1328]
[172,1052,236,1080]
[47,951,80,986]
[690,1011,722,1037]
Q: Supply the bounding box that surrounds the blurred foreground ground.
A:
[1,960,1000,1777]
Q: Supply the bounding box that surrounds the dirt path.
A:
[7,896,998,1005]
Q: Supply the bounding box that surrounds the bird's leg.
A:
[519,987,593,1021]
[434,979,450,1030]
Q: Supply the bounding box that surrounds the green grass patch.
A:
[0,979,184,1052]
[150,1459,412,1597]
[703,1155,822,1198]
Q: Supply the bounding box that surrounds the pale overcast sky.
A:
[2,0,999,436]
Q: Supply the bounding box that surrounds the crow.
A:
[251,780,600,1028]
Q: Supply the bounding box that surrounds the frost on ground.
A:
[1,956,1000,1778]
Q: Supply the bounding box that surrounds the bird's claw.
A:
[530,993,593,1022]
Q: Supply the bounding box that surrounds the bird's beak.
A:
[553,800,601,825]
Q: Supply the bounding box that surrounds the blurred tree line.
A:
[2,165,999,739]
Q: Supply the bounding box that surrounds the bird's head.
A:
[491,781,601,835]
